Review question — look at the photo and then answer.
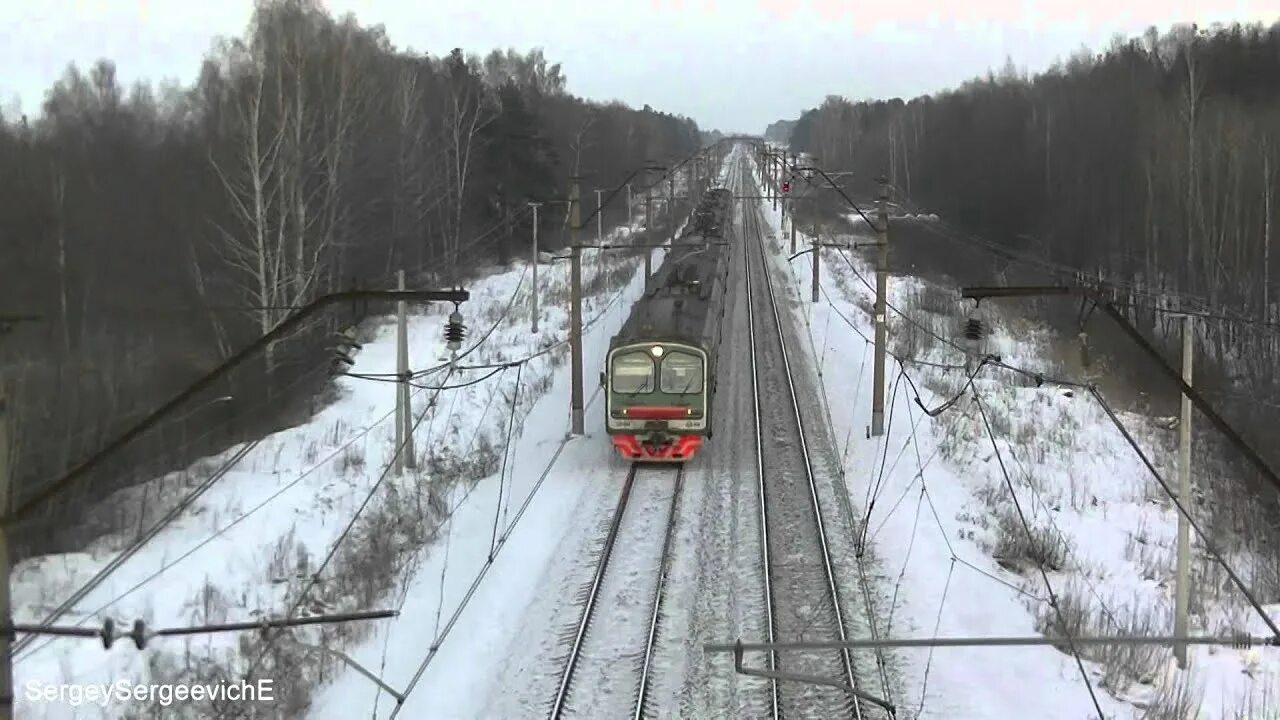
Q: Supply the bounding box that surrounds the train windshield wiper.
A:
[617,380,655,399]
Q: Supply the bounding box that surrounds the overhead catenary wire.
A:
[878,185,1280,334]
[29,267,524,658]
[797,155,1269,665]
[388,392,582,717]
[970,383,1106,719]
[15,380,433,667]
[1090,386,1280,640]
[12,354,355,662]
[251,154,689,711]
[13,145,714,703]
[776,146,1229,699]
[230,366,455,715]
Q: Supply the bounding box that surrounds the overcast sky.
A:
[1,1,1276,132]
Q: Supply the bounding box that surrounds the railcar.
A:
[602,186,734,462]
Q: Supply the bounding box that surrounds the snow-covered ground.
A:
[21,142,1277,720]
[11,159,719,719]
[748,152,1280,718]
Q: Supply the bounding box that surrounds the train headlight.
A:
[650,345,664,357]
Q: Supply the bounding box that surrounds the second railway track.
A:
[739,156,888,719]
[549,463,685,719]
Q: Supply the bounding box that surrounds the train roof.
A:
[611,189,733,350]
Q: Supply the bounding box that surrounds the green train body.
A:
[602,186,734,462]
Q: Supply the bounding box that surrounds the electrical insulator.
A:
[444,308,466,352]
[963,316,985,342]
[962,312,985,374]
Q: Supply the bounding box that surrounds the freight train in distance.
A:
[600,185,734,462]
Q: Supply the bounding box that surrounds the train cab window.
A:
[660,351,704,394]
[611,352,655,394]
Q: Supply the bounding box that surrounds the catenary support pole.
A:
[811,225,820,304]
[644,190,653,284]
[569,177,584,435]
[0,384,11,720]
[396,270,415,470]
[668,173,675,230]
[595,188,605,285]
[772,152,779,212]
[529,202,541,333]
[394,270,406,472]
[1175,314,1194,668]
[782,153,790,225]
[871,177,890,436]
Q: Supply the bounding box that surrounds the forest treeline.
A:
[0,0,699,557]
[786,21,1280,555]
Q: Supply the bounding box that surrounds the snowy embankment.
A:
[11,161,717,719]
[748,154,1280,719]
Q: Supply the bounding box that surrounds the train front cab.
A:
[603,341,709,462]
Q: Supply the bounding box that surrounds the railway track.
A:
[739,157,871,719]
[548,463,685,719]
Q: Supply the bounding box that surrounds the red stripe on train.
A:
[610,434,703,461]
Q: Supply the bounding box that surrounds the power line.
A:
[970,383,1105,719]
[233,366,455,704]
[787,152,1280,336]
[9,289,468,527]
[13,382,421,666]
[1090,385,1280,640]
[887,198,1280,334]
[10,439,261,661]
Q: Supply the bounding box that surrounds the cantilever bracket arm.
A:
[731,640,897,715]
[959,285,1078,300]
[788,242,855,262]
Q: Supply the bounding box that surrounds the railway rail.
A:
[739,156,878,719]
[548,462,685,719]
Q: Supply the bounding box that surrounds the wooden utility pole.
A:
[626,184,633,226]
[395,270,415,471]
[871,178,890,436]
[1175,314,1194,668]
[569,177,584,435]
[529,202,541,333]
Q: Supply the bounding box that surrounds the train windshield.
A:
[660,351,704,394]
[611,352,655,394]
